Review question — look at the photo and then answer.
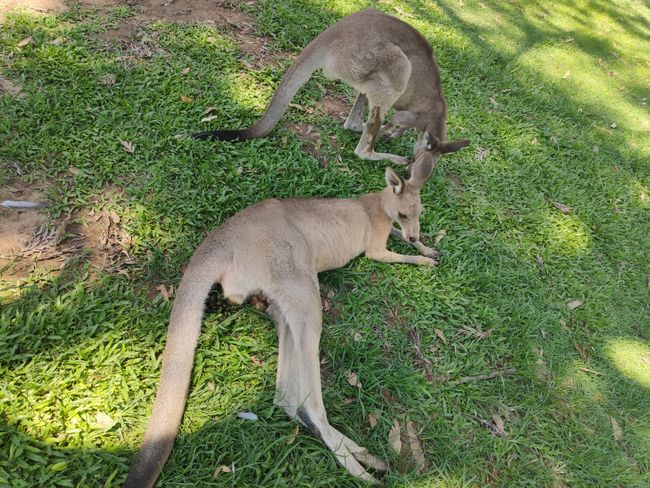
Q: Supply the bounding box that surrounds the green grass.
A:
[1,0,649,486]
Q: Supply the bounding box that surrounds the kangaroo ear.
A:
[440,139,470,154]
[408,152,435,188]
[385,167,404,195]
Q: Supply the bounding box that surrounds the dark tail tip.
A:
[191,129,247,142]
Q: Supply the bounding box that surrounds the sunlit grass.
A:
[606,338,650,388]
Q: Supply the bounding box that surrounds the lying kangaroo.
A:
[193,8,469,165]
[123,150,441,487]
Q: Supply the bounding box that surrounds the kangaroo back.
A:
[193,41,323,141]
[123,253,224,488]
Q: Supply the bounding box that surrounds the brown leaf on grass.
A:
[406,421,427,473]
[288,102,313,114]
[200,114,219,123]
[49,37,64,46]
[434,328,447,344]
[68,166,82,176]
[534,346,550,381]
[475,147,489,160]
[156,284,171,301]
[610,122,618,129]
[17,36,33,47]
[368,411,379,429]
[553,202,572,214]
[213,465,231,477]
[100,74,116,86]
[562,70,571,79]
[287,424,299,444]
[181,67,191,74]
[573,341,589,361]
[341,397,355,405]
[250,355,264,366]
[491,414,507,436]
[345,370,362,389]
[120,140,135,154]
[609,416,623,442]
[180,95,193,103]
[388,419,402,453]
[353,331,362,342]
[567,299,584,310]
[433,229,447,245]
[94,412,115,429]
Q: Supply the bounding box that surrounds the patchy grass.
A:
[1,1,649,487]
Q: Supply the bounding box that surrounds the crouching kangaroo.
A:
[123,152,440,487]
[193,8,470,165]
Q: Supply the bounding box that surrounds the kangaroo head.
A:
[413,130,470,164]
[382,152,435,243]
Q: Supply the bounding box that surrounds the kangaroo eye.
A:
[398,212,407,219]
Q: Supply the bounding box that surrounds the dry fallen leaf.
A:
[49,37,64,46]
[567,299,584,310]
[610,122,618,129]
[200,114,219,123]
[120,140,135,154]
[17,36,33,48]
[289,102,313,114]
[181,67,191,74]
[553,202,572,214]
[610,416,623,442]
[345,370,362,389]
[287,424,299,444]
[353,331,362,342]
[250,355,264,366]
[368,411,379,429]
[156,284,171,301]
[100,74,116,86]
[388,419,402,454]
[492,414,507,436]
[434,328,447,344]
[433,229,447,245]
[406,421,427,473]
[213,465,231,477]
[68,166,82,176]
[180,95,194,103]
[562,70,571,79]
[94,412,115,429]
[573,341,589,361]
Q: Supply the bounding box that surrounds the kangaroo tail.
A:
[192,42,323,142]
[123,252,224,488]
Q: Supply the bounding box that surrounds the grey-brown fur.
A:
[123,152,440,487]
[193,8,470,164]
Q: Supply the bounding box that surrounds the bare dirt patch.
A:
[1,185,134,285]
[318,93,350,120]
[88,0,281,67]
[0,0,66,23]
[0,75,26,98]
[0,183,48,263]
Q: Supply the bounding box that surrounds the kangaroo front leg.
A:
[268,282,384,483]
[366,247,437,267]
[390,227,441,258]
[354,107,410,165]
[343,92,367,132]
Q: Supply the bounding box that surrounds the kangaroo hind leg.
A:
[267,277,386,483]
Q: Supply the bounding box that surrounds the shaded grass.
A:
[1,1,649,487]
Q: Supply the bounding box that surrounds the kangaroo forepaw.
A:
[420,246,441,259]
